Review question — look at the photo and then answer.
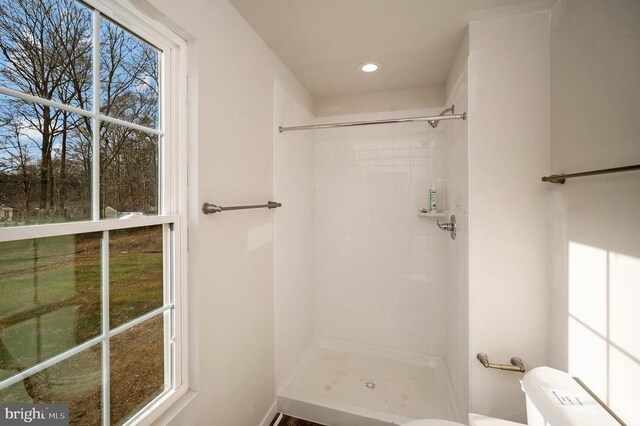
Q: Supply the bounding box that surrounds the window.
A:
[0,0,188,424]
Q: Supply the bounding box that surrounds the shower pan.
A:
[278,339,459,426]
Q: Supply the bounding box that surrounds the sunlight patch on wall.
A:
[568,242,607,335]
[567,242,640,425]
[609,252,640,360]
[610,345,640,425]
[567,316,608,399]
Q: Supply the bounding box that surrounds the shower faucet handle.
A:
[436,215,457,240]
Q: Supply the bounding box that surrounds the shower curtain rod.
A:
[278,107,466,133]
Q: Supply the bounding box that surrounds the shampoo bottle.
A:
[429,182,437,212]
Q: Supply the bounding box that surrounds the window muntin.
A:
[0,0,185,424]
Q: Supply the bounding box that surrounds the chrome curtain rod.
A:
[542,164,640,184]
[202,201,282,215]
[279,106,466,133]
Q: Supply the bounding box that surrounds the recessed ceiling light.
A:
[359,62,380,73]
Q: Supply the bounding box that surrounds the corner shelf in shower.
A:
[417,210,447,218]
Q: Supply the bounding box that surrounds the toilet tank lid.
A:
[521,367,621,426]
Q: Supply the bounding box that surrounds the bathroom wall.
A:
[443,32,469,417]
[467,10,551,422]
[273,82,316,391]
[313,106,451,356]
[144,1,313,425]
[549,0,640,424]
[315,86,445,117]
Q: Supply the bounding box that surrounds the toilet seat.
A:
[403,420,465,426]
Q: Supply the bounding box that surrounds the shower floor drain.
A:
[364,381,376,390]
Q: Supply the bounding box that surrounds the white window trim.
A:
[0,0,190,424]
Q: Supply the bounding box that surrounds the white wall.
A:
[549,1,640,424]
[467,11,551,422]
[313,107,450,356]
[144,1,313,425]
[444,35,469,416]
[273,82,316,392]
[315,86,445,117]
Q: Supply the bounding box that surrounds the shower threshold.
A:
[278,339,460,426]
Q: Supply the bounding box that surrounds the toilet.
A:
[403,367,622,426]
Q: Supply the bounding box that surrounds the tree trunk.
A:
[39,106,52,211]
[22,176,31,224]
[60,112,68,210]
[48,157,54,212]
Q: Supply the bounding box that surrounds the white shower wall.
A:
[314,108,451,356]
[274,82,316,391]
[444,60,470,416]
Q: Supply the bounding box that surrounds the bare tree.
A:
[0,116,39,221]
[0,0,93,212]
[0,0,159,223]
[99,19,158,214]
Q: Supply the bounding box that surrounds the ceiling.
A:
[229,0,540,98]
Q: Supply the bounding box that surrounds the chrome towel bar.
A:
[542,163,640,184]
[202,201,282,215]
[477,352,525,373]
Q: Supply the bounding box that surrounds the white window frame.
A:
[0,0,189,424]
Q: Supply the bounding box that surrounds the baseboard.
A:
[259,400,278,426]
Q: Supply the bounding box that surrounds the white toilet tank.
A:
[521,367,622,426]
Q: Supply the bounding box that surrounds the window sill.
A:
[128,385,195,426]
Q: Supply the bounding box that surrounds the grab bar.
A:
[477,352,525,372]
[202,201,282,215]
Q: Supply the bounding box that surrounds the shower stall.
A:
[273,70,469,425]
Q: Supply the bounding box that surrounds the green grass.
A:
[0,235,100,316]
[109,252,163,328]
